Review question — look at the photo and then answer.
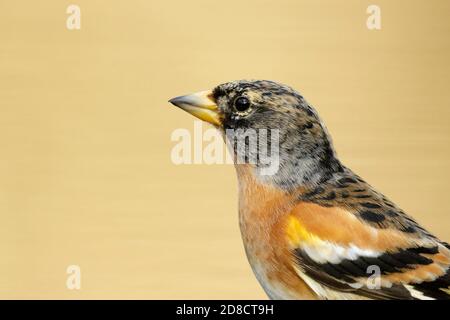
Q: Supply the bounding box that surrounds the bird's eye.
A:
[234,97,251,113]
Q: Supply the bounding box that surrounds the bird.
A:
[169,80,450,300]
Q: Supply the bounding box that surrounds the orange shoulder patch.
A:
[290,202,425,251]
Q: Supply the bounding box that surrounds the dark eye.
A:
[234,97,251,112]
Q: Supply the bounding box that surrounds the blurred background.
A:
[0,0,449,299]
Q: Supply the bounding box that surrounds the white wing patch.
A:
[404,285,435,300]
[300,239,380,264]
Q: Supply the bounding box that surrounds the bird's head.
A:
[169,80,343,188]
[169,80,312,131]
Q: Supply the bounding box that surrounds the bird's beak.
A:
[169,90,222,126]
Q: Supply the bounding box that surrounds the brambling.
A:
[169,80,450,300]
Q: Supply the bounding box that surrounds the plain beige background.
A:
[0,0,449,299]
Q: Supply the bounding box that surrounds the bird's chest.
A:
[236,168,316,299]
[237,172,289,260]
[238,200,293,299]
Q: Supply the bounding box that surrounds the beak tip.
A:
[168,97,179,106]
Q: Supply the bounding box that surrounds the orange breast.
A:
[236,165,317,299]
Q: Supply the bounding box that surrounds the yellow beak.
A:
[169,90,222,126]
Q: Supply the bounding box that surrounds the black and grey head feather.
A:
[212,80,343,189]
